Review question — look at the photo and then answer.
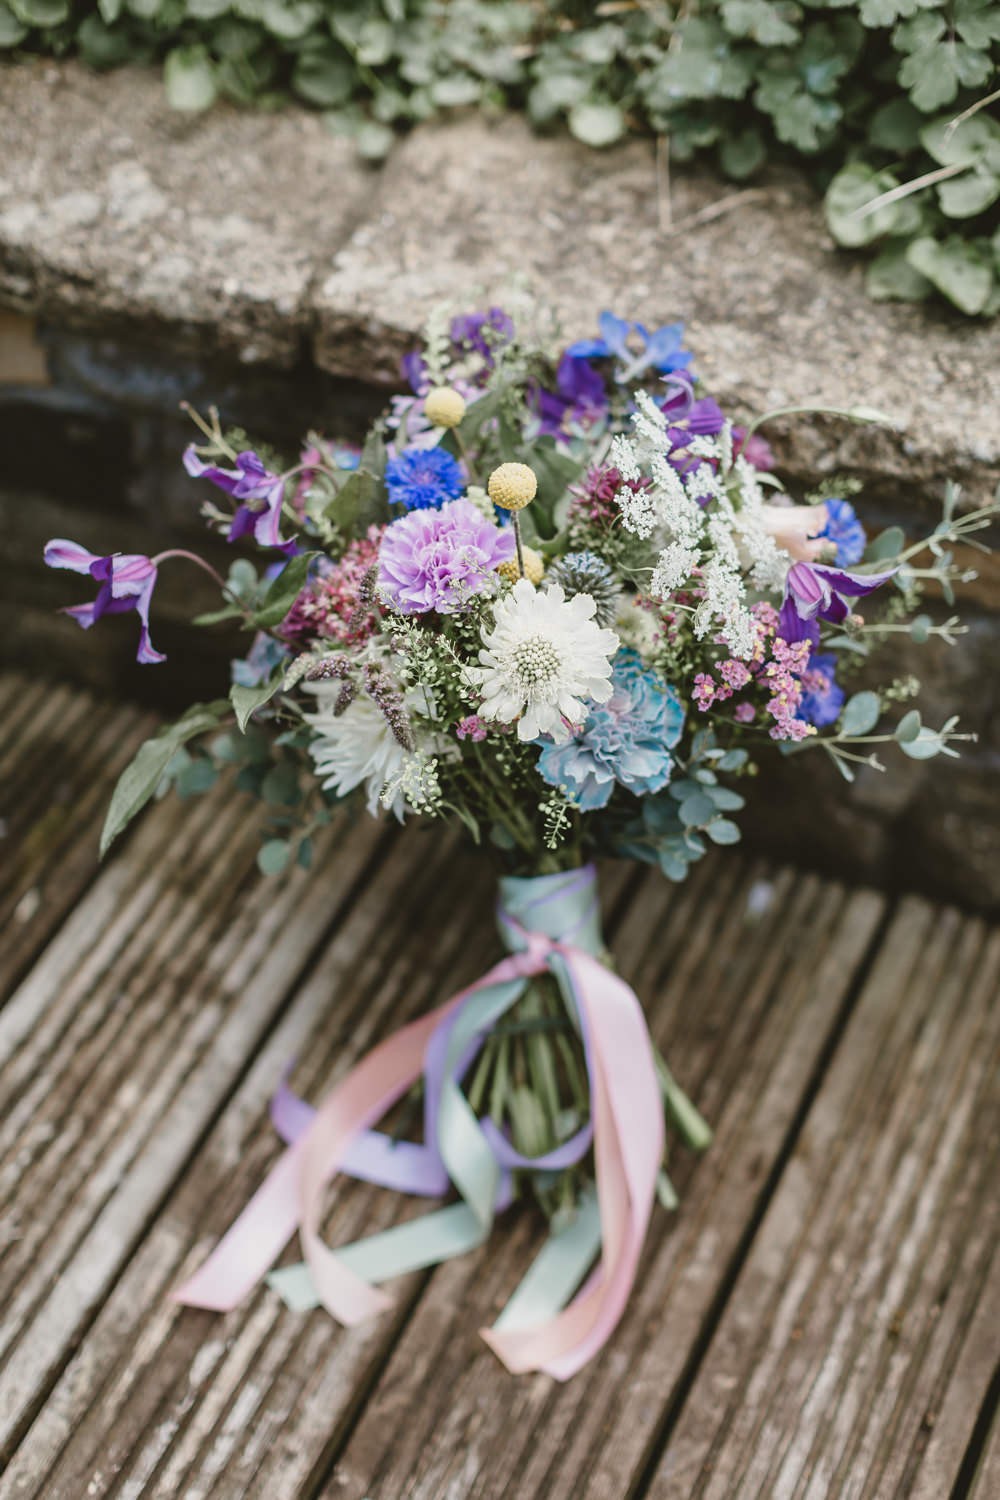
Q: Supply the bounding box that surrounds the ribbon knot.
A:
[173,865,664,1380]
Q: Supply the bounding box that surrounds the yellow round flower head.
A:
[498,546,545,586]
[488,462,537,512]
[423,386,466,429]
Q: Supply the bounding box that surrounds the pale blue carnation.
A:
[536,648,684,810]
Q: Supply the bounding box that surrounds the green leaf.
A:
[866,243,934,303]
[841,690,881,736]
[323,467,388,537]
[938,165,1000,219]
[708,785,746,812]
[9,0,68,23]
[895,708,922,742]
[825,163,901,246]
[866,524,907,561]
[164,45,218,112]
[719,127,766,179]
[900,727,948,759]
[678,791,717,827]
[868,96,923,152]
[910,612,932,642]
[257,838,291,875]
[175,758,219,798]
[906,236,994,315]
[705,818,742,845]
[293,49,355,107]
[100,701,228,857]
[0,3,27,44]
[252,551,319,628]
[230,676,281,733]
[921,111,1000,170]
[568,100,626,148]
[354,119,395,159]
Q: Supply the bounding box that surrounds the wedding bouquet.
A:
[44,302,996,1377]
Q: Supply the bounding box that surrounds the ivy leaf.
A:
[100,701,229,857]
[825,163,901,246]
[938,164,1000,220]
[568,100,626,148]
[906,235,994,314]
[868,96,923,152]
[164,45,218,111]
[866,243,934,301]
[0,3,28,44]
[293,49,355,107]
[719,126,766,179]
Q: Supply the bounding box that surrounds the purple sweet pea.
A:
[183,447,288,549]
[779,561,896,648]
[567,311,693,383]
[534,352,609,436]
[44,540,165,664]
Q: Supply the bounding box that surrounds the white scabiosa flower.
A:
[468,580,618,742]
[305,686,415,820]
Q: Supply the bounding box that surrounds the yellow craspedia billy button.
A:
[488,462,537,512]
[498,546,545,585]
[423,386,466,429]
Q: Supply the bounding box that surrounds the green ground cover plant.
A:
[3,0,998,314]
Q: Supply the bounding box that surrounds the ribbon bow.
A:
[174,866,665,1379]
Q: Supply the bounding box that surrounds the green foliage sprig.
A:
[5,1,999,312]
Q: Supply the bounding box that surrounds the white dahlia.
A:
[305,687,414,820]
[468,579,618,742]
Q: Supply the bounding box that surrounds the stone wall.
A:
[2,62,998,910]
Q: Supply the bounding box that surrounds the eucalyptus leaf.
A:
[840,690,881,736]
[257,838,292,876]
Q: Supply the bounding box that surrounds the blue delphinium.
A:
[566,311,693,384]
[798,652,845,728]
[385,446,465,511]
[819,498,867,567]
[537,649,685,811]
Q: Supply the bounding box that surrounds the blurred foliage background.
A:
[3,0,998,315]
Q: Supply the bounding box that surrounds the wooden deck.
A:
[1,671,997,1500]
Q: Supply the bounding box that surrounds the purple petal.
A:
[44,539,102,575]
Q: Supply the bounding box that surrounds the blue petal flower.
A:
[819,498,867,567]
[799,652,845,728]
[537,649,685,809]
[385,446,465,511]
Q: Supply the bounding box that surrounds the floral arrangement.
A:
[44,302,997,1377]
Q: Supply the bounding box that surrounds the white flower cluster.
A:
[610,392,710,545]
[613,407,783,660]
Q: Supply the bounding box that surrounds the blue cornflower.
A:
[385,446,465,511]
[566,311,693,384]
[537,649,685,811]
[799,653,845,729]
[819,498,867,567]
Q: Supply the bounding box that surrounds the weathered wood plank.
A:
[0,765,390,1465]
[649,900,1000,1500]
[0,672,157,1001]
[309,867,885,1500]
[969,1395,1000,1499]
[0,829,565,1499]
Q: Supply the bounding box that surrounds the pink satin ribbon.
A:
[174,934,663,1379]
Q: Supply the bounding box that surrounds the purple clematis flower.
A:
[534,351,608,436]
[567,311,693,383]
[779,560,895,648]
[183,447,288,549]
[450,307,515,367]
[44,540,165,664]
